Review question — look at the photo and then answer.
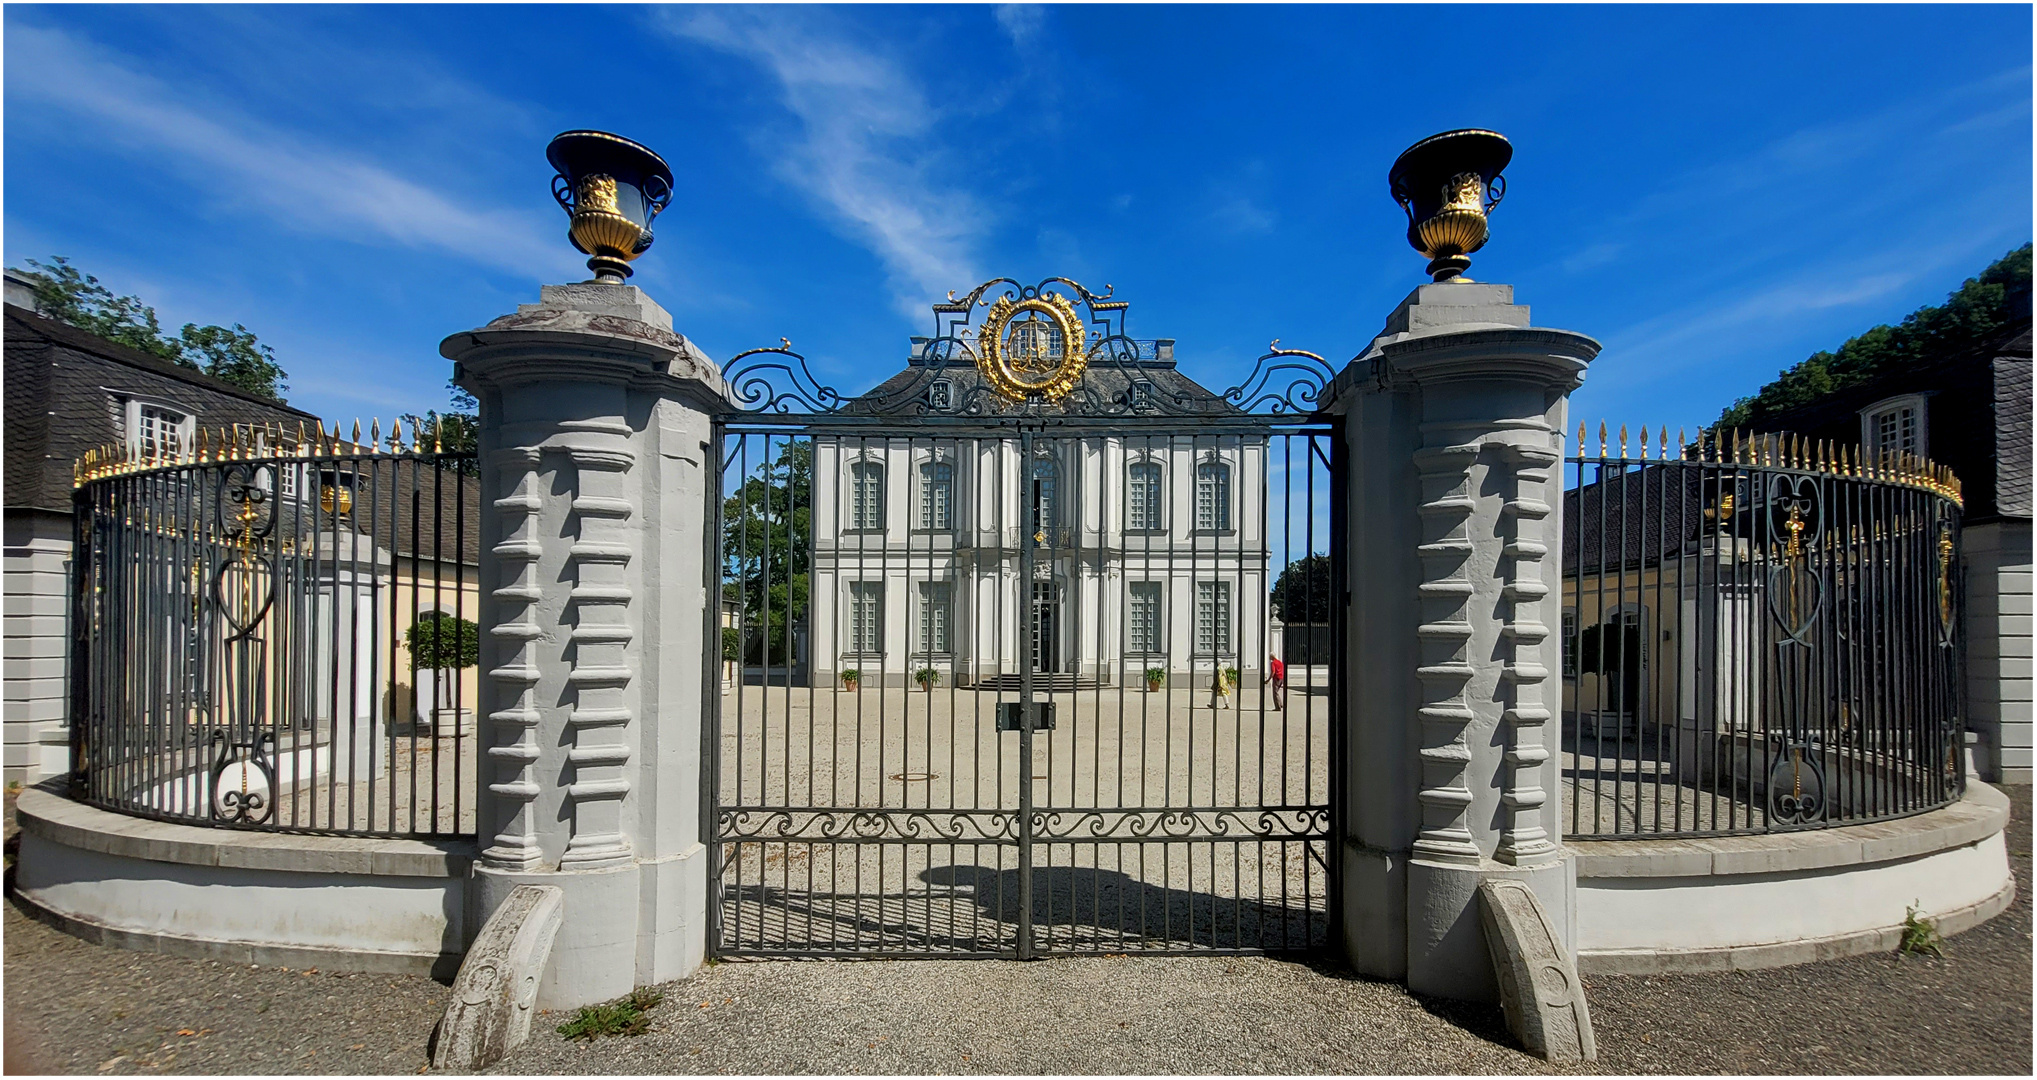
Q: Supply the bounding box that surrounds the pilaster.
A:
[443,283,728,1009]
[1322,280,1597,1000]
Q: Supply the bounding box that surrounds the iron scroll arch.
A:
[719,278,1337,420]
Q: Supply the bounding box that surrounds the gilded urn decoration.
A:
[546,130,675,284]
[976,292,1089,403]
[1388,129,1512,282]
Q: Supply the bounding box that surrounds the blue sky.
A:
[5,4,2031,439]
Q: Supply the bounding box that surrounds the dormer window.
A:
[1859,394,1928,460]
[928,380,952,411]
[124,399,194,460]
[1130,380,1157,412]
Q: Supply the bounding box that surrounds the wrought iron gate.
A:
[709,280,1341,958]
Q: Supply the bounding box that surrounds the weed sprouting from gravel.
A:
[557,987,665,1041]
[1899,902,1944,958]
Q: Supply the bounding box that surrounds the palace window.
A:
[1195,460,1231,531]
[1561,609,1578,679]
[849,461,885,531]
[1859,394,1927,460]
[134,403,191,460]
[1196,581,1232,655]
[918,582,952,654]
[848,582,885,654]
[1030,455,1060,534]
[1126,461,1164,531]
[928,380,952,410]
[1127,581,1164,654]
[919,461,953,530]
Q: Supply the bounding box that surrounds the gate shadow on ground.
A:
[921,862,1328,952]
[717,862,1329,955]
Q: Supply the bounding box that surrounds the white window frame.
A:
[917,581,952,655]
[1195,458,1232,532]
[1126,459,1165,532]
[1561,607,1578,679]
[1858,393,1928,460]
[847,459,886,532]
[1196,580,1233,656]
[1126,580,1165,655]
[124,398,195,460]
[846,581,885,656]
[918,460,954,531]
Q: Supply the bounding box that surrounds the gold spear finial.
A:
[1678,427,1687,461]
[390,417,403,452]
[351,419,362,452]
[1638,425,1649,460]
[433,416,445,454]
[1598,421,1608,457]
[370,418,382,453]
[1619,424,1629,459]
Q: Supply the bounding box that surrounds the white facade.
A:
[807,433,1271,688]
[3,510,73,783]
[1964,519,2034,783]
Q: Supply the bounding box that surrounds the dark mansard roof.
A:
[840,338,1246,418]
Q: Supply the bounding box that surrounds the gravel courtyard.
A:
[4,787,2028,1075]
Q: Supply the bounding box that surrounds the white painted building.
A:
[800,342,1272,689]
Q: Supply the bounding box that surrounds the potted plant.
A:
[840,667,861,692]
[1144,667,1166,692]
[914,667,941,692]
[406,613,479,734]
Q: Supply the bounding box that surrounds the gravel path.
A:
[5,787,2028,1075]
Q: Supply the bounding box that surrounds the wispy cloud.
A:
[657,8,985,314]
[1211,196,1277,235]
[4,22,570,280]
[995,4,1046,49]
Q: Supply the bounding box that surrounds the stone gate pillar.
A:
[1322,281,1597,1001]
[443,282,728,1010]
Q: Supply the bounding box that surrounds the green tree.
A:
[401,380,480,470]
[11,256,291,401]
[405,613,480,670]
[723,440,812,665]
[1271,553,1333,623]
[175,322,288,402]
[1716,243,2032,428]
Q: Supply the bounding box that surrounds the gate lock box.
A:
[996,702,1056,732]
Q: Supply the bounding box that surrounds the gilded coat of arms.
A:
[975,292,1089,403]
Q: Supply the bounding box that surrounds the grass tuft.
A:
[1898,901,1944,958]
[556,987,666,1041]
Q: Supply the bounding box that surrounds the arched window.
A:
[919,461,953,530]
[1195,460,1231,531]
[1030,455,1059,535]
[849,460,885,531]
[1126,461,1164,531]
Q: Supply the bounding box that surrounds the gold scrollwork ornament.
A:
[976,293,1088,403]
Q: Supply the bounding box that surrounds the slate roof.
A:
[1561,465,1713,574]
[5,303,317,514]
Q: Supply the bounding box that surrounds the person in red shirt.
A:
[1269,655,1287,710]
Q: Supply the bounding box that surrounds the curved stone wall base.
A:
[13,786,473,978]
[1574,783,2015,974]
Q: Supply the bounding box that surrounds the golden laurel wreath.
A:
[975,292,1088,403]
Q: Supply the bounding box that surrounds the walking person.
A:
[1269,654,1287,710]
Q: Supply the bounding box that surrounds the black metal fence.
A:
[70,423,479,837]
[1562,427,1965,838]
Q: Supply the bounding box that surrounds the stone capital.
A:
[443,284,730,415]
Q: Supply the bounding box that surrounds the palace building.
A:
[799,335,1276,690]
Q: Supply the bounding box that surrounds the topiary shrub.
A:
[406,613,479,671]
